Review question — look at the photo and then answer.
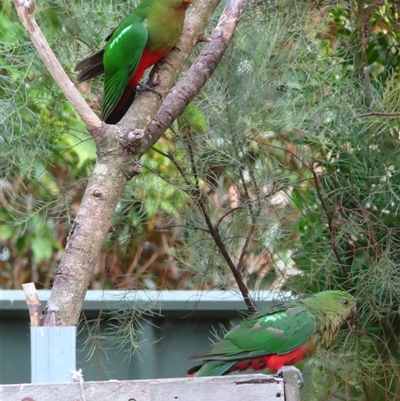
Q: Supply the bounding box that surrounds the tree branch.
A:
[146,0,250,149]
[13,0,103,137]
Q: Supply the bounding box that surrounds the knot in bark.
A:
[120,129,145,153]
[125,164,142,179]
[17,0,35,14]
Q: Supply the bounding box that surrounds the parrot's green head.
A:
[310,290,357,321]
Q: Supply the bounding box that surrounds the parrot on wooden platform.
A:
[75,0,193,124]
[187,290,357,377]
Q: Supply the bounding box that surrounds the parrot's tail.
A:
[75,50,105,82]
[187,360,236,377]
[104,85,137,124]
[187,364,203,377]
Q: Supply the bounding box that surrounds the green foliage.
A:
[1,0,400,398]
[328,1,400,83]
[1,0,99,287]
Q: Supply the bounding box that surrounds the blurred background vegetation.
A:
[1,0,400,399]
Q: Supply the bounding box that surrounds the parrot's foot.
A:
[197,35,211,44]
[275,366,304,389]
[137,82,162,99]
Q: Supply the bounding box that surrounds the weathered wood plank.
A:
[150,375,283,401]
[1,374,290,401]
[280,367,302,401]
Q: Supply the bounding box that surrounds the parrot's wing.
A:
[101,15,148,121]
[75,0,150,83]
[189,305,316,361]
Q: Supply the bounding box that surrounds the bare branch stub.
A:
[120,129,145,153]
[22,282,43,327]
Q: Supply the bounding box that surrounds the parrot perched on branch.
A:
[187,290,357,377]
[75,0,193,124]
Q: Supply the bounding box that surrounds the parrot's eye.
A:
[341,299,349,306]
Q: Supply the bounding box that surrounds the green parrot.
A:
[75,0,193,124]
[187,290,357,376]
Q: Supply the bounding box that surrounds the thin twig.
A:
[249,136,349,275]
[151,146,196,192]
[132,249,160,281]
[71,369,87,401]
[197,200,257,313]
[359,0,372,105]
[353,111,400,118]
[215,182,306,231]
[236,169,256,274]
[247,136,311,173]
[310,161,348,277]
[184,126,201,192]
[126,242,144,277]
[184,131,256,312]
[173,126,257,312]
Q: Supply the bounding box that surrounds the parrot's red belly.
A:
[233,346,308,373]
[129,47,172,86]
[108,48,172,121]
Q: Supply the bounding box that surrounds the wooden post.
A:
[22,283,43,327]
[22,282,76,383]
[281,367,302,401]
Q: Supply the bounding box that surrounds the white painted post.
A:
[31,326,76,383]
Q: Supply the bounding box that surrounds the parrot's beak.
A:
[351,305,357,318]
